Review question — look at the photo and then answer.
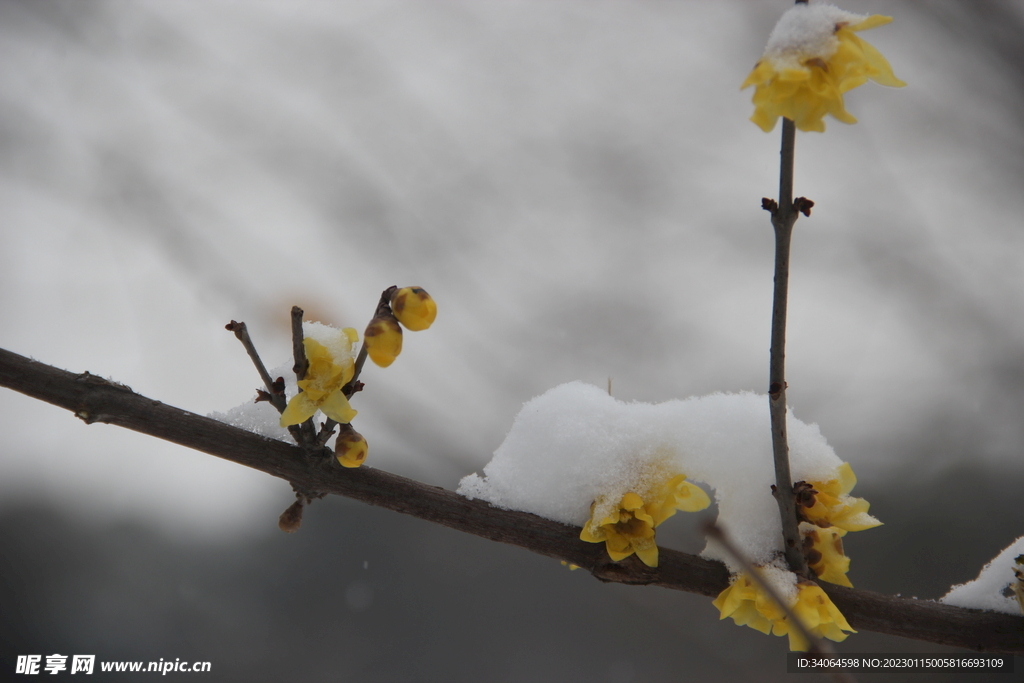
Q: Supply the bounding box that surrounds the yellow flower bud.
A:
[391,286,437,331]
[335,422,368,468]
[364,314,403,367]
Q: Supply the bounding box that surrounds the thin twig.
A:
[291,306,309,382]
[225,321,286,414]
[1,346,1022,654]
[226,320,303,443]
[342,286,395,398]
[316,418,338,447]
[765,117,809,575]
[289,306,319,448]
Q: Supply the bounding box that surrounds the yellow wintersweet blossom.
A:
[581,492,659,567]
[580,475,710,568]
[742,4,905,133]
[799,462,881,535]
[714,574,855,651]
[280,334,359,427]
[801,522,852,588]
[712,573,787,637]
[785,581,856,651]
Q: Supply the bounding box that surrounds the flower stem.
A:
[290,306,318,448]
[767,117,808,576]
[342,286,395,398]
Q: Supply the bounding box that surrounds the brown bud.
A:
[278,500,304,533]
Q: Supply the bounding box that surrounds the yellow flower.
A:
[712,573,787,637]
[798,462,881,535]
[580,475,710,568]
[391,287,437,331]
[365,314,403,368]
[801,523,852,588]
[280,334,358,427]
[714,574,855,651]
[742,5,905,132]
[786,581,856,651]
[645,473,713,524]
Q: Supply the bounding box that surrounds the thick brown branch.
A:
[1,346,1021,654]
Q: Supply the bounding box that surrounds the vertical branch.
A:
[766,117,809,575]
[290,306,318,448]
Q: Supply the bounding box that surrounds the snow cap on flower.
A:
[458,382,848,572]
[279,324,359,427]
[742,1,905,132]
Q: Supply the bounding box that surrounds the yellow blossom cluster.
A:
[713,463,879,650]
[798,462,882,588]
[742,9,905,132]
[580,474,710,568]
[714,574,855,651]
[365,287,438,367]
[278,286,436,469]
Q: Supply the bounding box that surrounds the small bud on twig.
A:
[278,499,304,533]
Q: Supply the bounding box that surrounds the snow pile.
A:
[762,2,867,70]
[209,321,353,442]
[458,381,846,568]
[941,536,1024,615]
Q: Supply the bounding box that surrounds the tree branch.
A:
[1,346,1021,654]
[766,117,808,576]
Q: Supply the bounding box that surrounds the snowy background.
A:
[2,0,1023,680]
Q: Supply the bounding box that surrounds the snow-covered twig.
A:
[0,346,1021,655]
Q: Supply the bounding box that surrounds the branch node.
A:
[762,197,779,215]
[794,197,815,217]
[591,556,658,585]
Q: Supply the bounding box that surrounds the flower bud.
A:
[364,313,403,367]
[335,422,368,468]
[278,500,304,533]
[391,286,437,331]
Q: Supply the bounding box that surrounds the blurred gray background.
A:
[2,0,1023,680]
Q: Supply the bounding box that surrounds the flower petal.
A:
[279,392,319,427]
[319,390,358,424]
